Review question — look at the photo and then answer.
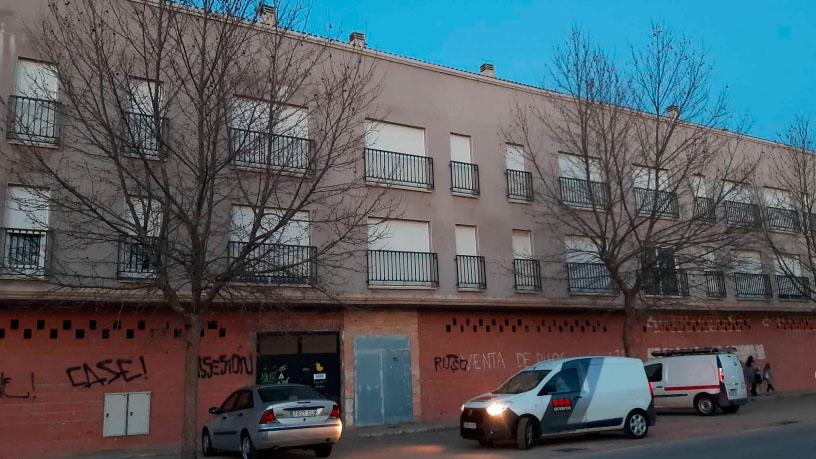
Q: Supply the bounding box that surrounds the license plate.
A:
[292,409,319,417]
[463,422,477,429]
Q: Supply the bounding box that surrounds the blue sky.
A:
[306,0,815,142]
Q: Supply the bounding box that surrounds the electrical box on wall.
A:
[103,391,151,437]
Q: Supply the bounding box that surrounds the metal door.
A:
[125,392,151,435]
[102,393,128,437]
[354,335,413,426]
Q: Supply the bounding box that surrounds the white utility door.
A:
[102,394,128,437]
[126,392,151,435]
[450,134,472,163]
[455,225,478,256]
[505,144,525,171]
[512,230,533,259]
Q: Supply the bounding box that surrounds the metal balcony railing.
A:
[121,111,169,157]
[450,161,480,195]
[230,128,313,174]
[705,271,727,298]
[643,269,689,296]
[506,169,534,202]
[1,228,51,276]
[777,275,810,300]
[229,241,316,284]
[455,255,487,289]
[513,258,541,291]
[803,213,816,236]
[766,207,800,232]
[724,201,761,227]
[566,262,616,294]
[6,95,61,145]
[367,250,438,287]
[118,237,157,279]
[634,188,679,219]
[693,197,716,222]
[734,272,772,299]
[559,177,610,209]
[364,148,434,190]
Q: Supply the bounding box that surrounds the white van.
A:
[644,348,748,416]
[460,357,655,450]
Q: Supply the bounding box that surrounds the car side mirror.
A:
[538,384,556,396]
[209,407,222,415]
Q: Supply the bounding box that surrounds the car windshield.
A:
[493,370,551,394]
[257,385,327,403]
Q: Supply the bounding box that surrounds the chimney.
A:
[349,32,366,49]
[258,4,277,27]
[666,105,680,119]
[480,63,495,78]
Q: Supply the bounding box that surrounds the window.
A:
[455,225,485,289]
[565,236,615,294]
[642,247,687,296]
[3,186,50,275]
[733,250,771,299]
[119,197,162,279]
[494,370,551,394]
[367,218,437,287]
[633,166,677,218]
[231,98,311,172]
[455,225,478,257]
[506,144,533,202]
[231,206,310,246]
[9,58,59,144]
[691,176,715,221]
[219,391,240,412]
[450,134,471,164]
[733,250,762,274]
[724,182,759,227]
[122,79,165,156]
[765,188,799,232]
[549,368,581,393]
[235,390,254,411]
[505,144,525,172]
[450,134,479,195]
[776,254,806,300]
[512,230,533,259]
[645,363,663,382]
[102,392,151,437]
[364,121,432,189]
[512,230,540,291]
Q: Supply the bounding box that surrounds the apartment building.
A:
[1,1,815,456]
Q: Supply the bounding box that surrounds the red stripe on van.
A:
[664,385,720,391]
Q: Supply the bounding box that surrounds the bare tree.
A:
[506,25,756,356]
[756,116,816,309]
[0,0,391,456]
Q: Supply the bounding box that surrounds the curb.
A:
[346,423,457,439]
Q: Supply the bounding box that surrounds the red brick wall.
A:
[417,310,816,421]
[0,309,341,458]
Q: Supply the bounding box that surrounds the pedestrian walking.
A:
[764,363,776,393]
[743,356,760,396]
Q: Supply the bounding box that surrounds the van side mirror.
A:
[538,384,557,396]
[209,407,222,415]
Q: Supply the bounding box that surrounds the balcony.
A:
[455,255,487,289]
[364,148,434,190]
[229,241,316,285]
[118,237,157,279]
[766,207,800,233]
[1,228,51,276]
[121,111,169,158]
[693,197,716,222]
[230,128,312,174]
[6,95,61,145]
[367,250,438,287]
[506,169,533,202]
[513,258,541,291]
[724,201,761,227]
[734,272,772,299]
[559,177,610,209]
[777,275,810,300]
[450,161,480,196]
[705,271,727,298]
[634,188,679,219]
[643,269,689,296]
[566,262,616,294]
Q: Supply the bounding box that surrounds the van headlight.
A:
[461,403,466,412]
[486,401,512,416]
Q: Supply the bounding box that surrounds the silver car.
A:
[202,384,342,458]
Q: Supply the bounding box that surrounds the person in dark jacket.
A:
[743,356,760,396]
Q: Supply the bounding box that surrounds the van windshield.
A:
[494,370,551,394]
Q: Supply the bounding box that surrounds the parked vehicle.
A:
[460,357,655,450]
[645,347,748,416]
[202,384,342,458]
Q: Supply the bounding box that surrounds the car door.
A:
[538,368,583,433]
[210,391,239,450]
[228,389,255,446]
[645,363,666,408]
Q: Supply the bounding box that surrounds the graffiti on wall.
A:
[66,357,148,388]
[0,372,35,399]
[199,353,254,379]
[258,364,289,384]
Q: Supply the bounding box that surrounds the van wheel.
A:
[721,405,740,414]
[623,410,649,439]
[515,417,535,450]
[694,394,717,416]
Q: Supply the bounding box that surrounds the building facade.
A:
[1,1,815,456]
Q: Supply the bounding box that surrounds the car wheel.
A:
[240,433,258,459]
[695,394,716,416]
[314,443,333,458]
[201,429,216,457]
[623,410,649,439]
[477,438,493,448]
[515,417,534,450]
[721,405,740,414]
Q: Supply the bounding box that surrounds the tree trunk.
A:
[180,316,202,459]
[621,293,638,357]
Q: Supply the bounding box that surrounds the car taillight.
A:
[259,409,278,425]
[330,405,341,420]
[649,381,654,401]
[719,368,725,384]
